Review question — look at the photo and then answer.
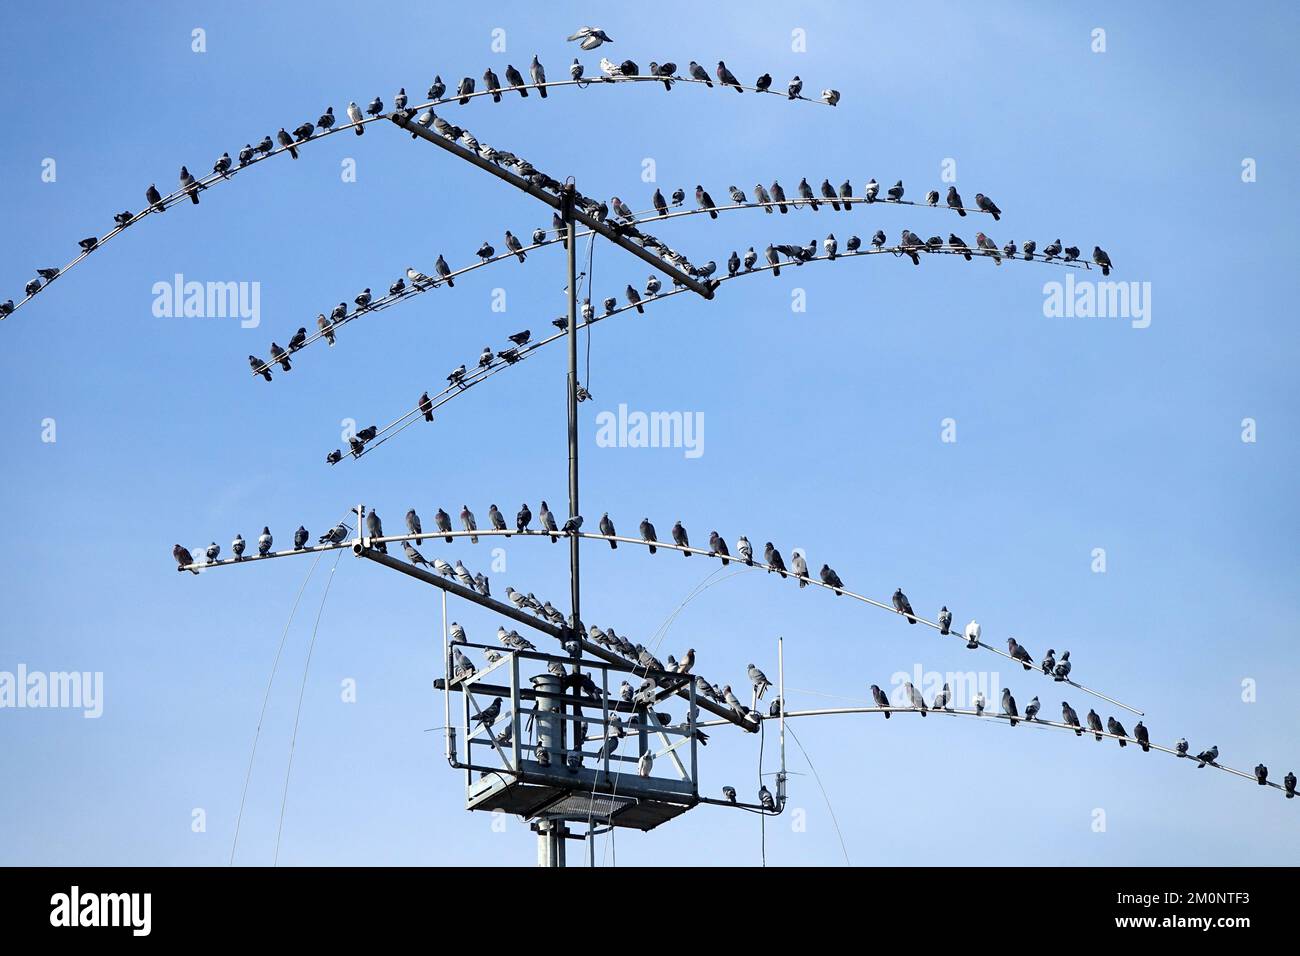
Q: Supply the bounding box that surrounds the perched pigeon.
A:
[516,503,531,532]
[258,527,273,556]
[764,542,787,578]
[871,683,891,718]
[1195,745,1218,768]
[473,697,502,729]
[460,505,478,544]
[365,511,387,553]
[973,691,986,716]
[1041,648,1056,676]
[946,185,966,216]
[1001,688,1019,726]
[758,786,776,810]
[173,545,199,574]
[434,508,453,543]
[402,541,430,568]
[1175,738,1189,757]
[1062,702,1082,736]
[892,588,916,623]
[906,681,927,716]
[1285,772,1296,798]
[1086,709,1104,741]
[974,193,1001,220]
[671,520,691,555]
[1255,764,1269,786]
[598,513,617,547]
[539,501,559,542]
[1053,651,1072,682]
[736,536,753,565]
[933,683,952,711]
[819,564,844,594]
[748,664,771,700]
[1133,721,1150,752]
[294,526,309,550]
[640,518,658,554]
[1093,246,1113,276]
[1107,716,1128,747]
[1024,696,1040,721]
[937,606,952,634]
[791,551,809,585]
[1007,638,1033,671]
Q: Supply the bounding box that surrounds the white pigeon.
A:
[600,57,621,78]
[637,750,654,777]
[964,620,981,649]
[346,101,364,132]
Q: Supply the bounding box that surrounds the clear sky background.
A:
[1,1,1297,866]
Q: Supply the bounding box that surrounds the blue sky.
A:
[1,1,1298,866]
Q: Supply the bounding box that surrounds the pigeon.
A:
[949,234,973,261]
[937,606,952,635]
[1195,745,1218,768]
[638,751,655,778]
[871,229,886,249]
[1108,717,1128,747]
[257,527,273,556]
[870,683,891,718]
[759,786,776,810]
[212,152,232,177]
[1062,702,1082,736]
[863,178,879,203]
[933,683,952,711]
[249,355,272,382]
[319,523,348,545]
[478,346,494,369]
[821,89,840,106]
[788,75,802,99]
[748,664,772,700]
[173,545,199,574]
[1285,772,1296,798]
[791,551,809,585]
[269,343,291,372]
[473,573,490,597]
[1175,738,1189,757]
[402,541,430,568]
[626,285,644,314]
[770,180,790,213]
[516,503,532,532]
[974,193,1001,220]
[593,512,618,548]
[365,96,383,117]
[764,543,787,578]
[418,391,434,423]
[294,526,309,550]
[1093,246,1113,276]
[736,536,753,565]
[404,507,424,546]
[315,313,336,347]
[976,232,1002,264]
[764,245,782,277]
[817,564,844,595]
[567,26,613,50]
[460,505,478,543]
[473,697,502,729]
[1255,764,1269,786]
[179,166,200,204]
[1042,239,1062,261]
[1041,649,1056,676]
[727,250,741,276]
[1086,709,1104,741]
[946,186,965,216]
[687,61,712,87]
[716,60,742,92]
[906,681,927,716]
[354,288,372,310]
[671,520,691,555]
[1001,688,1019,726]
[695,185,719,219]
[453,561,475,589]
[365,511,387,553]
[925,189,939,206]
[273,128,299,161]
[434,508,453,542]
[846,235,861,252]
[1007,638,1033,671]
[539,501,559,542]
[824,234,837,260]
[561,515,582,534]
[1002,240,1018,259]
[973,691,986,716]
[1024,696,1040,721]
[1064,246,1081,263]
[892,588,916,623]
[886,180,905,202]
[1133,721,1150,752]
[528,55,548,97]
[1053,651,1072,682]
[645,275,661,297]
[640,518,658,554]
[798,177,820,211]
[569,58,584,82]
[434,255,454,287]
[287,327,308,352]
[432,558,454,579]
[325,449,342,465]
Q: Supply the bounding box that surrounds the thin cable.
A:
[228,548,325,865]
[272,547,344,865]
[783,722,851,866]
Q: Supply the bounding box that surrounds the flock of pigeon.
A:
[252,172,1112,383]
[4,23,837,321]
[173,505,1297,798]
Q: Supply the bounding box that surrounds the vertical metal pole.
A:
[442,590,452,761]
[563,183,581,627]
[777,636,787,806]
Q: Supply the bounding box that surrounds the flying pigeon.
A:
[567,26,613,50]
